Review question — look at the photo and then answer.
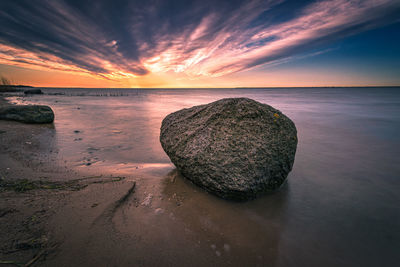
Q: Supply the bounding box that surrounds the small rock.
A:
[0,105,54,123]
[141,194,153,206]
[154,208,164,214]
[223,244,230,252]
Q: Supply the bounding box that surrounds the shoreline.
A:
[0,94,140,265]
[1,89,399,266]
[0,110,284,265]
[1,92,274,266]
[0,94,11,106]
[0,94,59,264]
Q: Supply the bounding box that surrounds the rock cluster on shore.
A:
[160,97,297,200]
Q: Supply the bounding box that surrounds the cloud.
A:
[147,0,400,77]
[0,0,399,81]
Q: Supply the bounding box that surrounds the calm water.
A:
[9,87,400,266]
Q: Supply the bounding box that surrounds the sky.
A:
[0,0,399,88]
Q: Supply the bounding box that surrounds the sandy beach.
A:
[1,88,399,267]
[0,94,286,266]
[0,120,283,266]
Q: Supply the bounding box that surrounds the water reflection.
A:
[160,169,289,266]
[7,87,400,266]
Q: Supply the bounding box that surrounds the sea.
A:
[7,87,400,266]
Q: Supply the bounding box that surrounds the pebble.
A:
[141,194,153,206]
[223,244,230,252]
[154,208,164,214]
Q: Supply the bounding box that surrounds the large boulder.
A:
[0,105,54,123]
[160,98,297,200]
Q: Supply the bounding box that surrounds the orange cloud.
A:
[0,0,399,87]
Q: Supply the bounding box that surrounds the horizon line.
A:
[16,85,400,89]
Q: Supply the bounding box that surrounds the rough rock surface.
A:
[24,89,43,94]
[0,105,54,123]
[160,98,297,200]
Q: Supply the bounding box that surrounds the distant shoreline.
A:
[10,85,400,90]
[0,85,34,92]
[0,85,34,88]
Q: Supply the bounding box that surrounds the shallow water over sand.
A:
[8,87,400,266]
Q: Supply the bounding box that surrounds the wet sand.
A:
[0,120,285,267]
[1,88,399,267]
[0,95,286,266]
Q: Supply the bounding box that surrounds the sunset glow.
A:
[0,0,399,87]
